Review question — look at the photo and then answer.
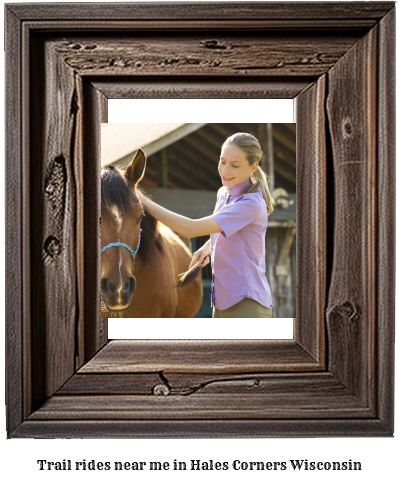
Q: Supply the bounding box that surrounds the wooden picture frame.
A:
[5,2,395,438]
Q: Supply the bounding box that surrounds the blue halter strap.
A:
[101,228,142,268]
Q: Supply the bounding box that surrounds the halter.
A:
[101,229,142,318]
[101,228,142,268]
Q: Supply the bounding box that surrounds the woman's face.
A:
[218,144,258,188]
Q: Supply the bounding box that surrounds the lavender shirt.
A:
[210,179,272,311]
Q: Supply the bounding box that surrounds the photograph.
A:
[101,122,296,320]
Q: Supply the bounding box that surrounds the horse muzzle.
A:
[101,276,136,311]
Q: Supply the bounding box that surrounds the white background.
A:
[108,99,294,339]
[1,1,398,486]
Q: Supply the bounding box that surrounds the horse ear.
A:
[125,148,146,186]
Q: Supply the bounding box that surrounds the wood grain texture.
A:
[30,36,78,409]
[376,6,395,432]
[79,340,321,374]
[92,79,311,100]
[295,76,326,363]
[5,5,24,436]
[58,372,162,395]
[33,371,377,423]
[13,418,391,439]
[7,2,394,22]
[60,371,358,397]
[29,392,372,421]
[81,81,108,362]
[5,2,395,438]
[325,24,377,405]
[53,34,359,78]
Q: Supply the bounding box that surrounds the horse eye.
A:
[136,215,143,225]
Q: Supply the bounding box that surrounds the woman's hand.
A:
[189,239,211,269]
[137,190,148,205]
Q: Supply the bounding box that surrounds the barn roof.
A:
[101,123,206,168]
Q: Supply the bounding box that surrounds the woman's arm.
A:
[138,192,221,239]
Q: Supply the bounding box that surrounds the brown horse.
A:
[101,149,203,318]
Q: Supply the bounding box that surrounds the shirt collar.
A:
[227,178,252,197]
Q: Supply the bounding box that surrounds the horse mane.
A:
[101,166,164,262]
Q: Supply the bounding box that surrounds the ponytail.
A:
[242,165,275,215]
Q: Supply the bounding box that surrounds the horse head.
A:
[101,149,146,314]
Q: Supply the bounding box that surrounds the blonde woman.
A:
[138,133,274,318]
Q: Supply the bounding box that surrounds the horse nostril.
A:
[101,278,117,295]
[101,278,109,295]
[128,277,136,295]
[101,277,135,296]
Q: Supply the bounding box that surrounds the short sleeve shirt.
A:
[210,179,272,310]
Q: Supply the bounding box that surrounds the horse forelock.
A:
[101,166,138,217]
[101,166,164,262]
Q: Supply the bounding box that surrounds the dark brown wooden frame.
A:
[5,2,395,438]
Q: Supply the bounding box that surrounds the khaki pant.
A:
[213,298,273,318]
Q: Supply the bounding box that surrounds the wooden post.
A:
[275,227,296,317]
[265,123,275,190]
